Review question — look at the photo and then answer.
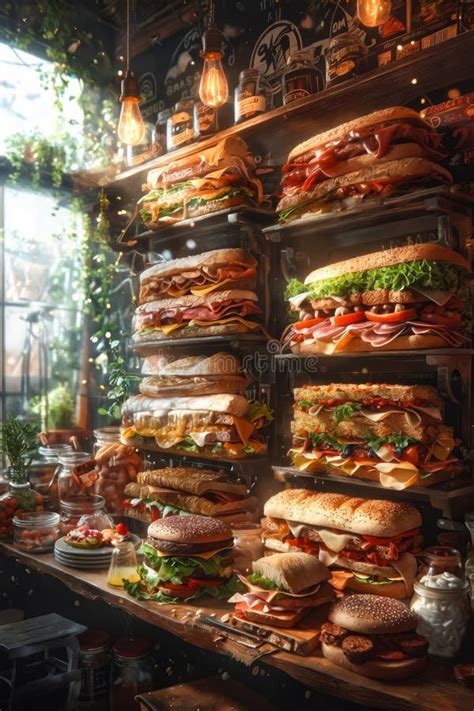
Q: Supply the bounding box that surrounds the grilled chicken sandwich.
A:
[289,383,460,489]
[139,353,248,398]
[321,595,428,680]
[277,106,450,223]
[122,467,257,524]
[120,393,272,459]
[229,552,334,628]
[138,137,263,227]
[125,515,243,603]
[283,244,470,353]
[262,489,422,599]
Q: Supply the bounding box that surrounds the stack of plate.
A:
[54,537,113,570]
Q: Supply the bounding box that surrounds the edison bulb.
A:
[117,98,145,145]
[357,0,392,27]
[199,53,229,108]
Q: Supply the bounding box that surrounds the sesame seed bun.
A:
[147,513,232,545]
[328,594,417,635]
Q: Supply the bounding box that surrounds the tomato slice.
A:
[362,529,419,545]
[377,650,406,661]
[401,445,420,465]
[186,577,221,587]
[162,582,196,594]
[330,311,365,327]
[422,312,462,328]
[294,317,325,330]
[365,308,417,323]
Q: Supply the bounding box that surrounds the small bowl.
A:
[13,511,60,553]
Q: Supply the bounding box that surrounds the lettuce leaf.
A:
[285,278,308,300]
[333,402,362,424]
[247,401,273,425]
[139,543,232,584]
[247,572,278,590]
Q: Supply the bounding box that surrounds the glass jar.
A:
[125,121,157,167]
[0,480,44,540]
[93,428,143,514]
[419,546,463,579]
[282,49,324,104]
[110,639,154,711]
[325,32,367,87]
[78,629,111,711]
[232,523,263,574]
[107,541,139,588]
[13,511,60,552]
[193,101,218,139]
[411,573,470,657]
[58,451,95,502]
[234,68,272,124]
[30,444,72,512]
[166,99,196,151]
[152,109,171,157]
[59,495,106,536]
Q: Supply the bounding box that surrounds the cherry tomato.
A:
[330,311,366,327]
[115,522,128,536]
[294,317,325,330]
[365,308,417,323]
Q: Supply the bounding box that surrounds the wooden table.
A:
[1,542,473,711]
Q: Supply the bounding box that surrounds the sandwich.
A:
[139,249,257,302]
[124,514,243,603]
[320,595,428,680]
[289,383,460,489]
[120,393,272,459]
[139,353,248,398]
[283,244,470,353]
[133,290,263,342]
[229,552,334,628]
[262,489,422,599]
[138,137,263,227]
[277,106,450,222]
[121,467,258,524]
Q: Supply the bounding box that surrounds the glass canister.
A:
[13,511,60,552]
[0,479,44,540]
[125,121,157,167]
[93,428,143,514]
[152,108,171,157]
[232,523,263,574]
[110,639,154,711]
[282,49,324,104]
[58,451,96,502]
[193,101,218,139]
[59,495,107,536]
[166,99,196,151]
[78,629,111,711]
[29,444,72,511]
[419,546,463,579]
[325,32,367,87]
[411,573,470,657]
[234,68,272,124]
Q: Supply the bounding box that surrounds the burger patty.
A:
[147,537,234,555]
[320,624,429,662]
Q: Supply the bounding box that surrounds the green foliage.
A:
[5,132,76,189]
[28,384,75,430]
[366,433,418,452]
[333,402,362,424]
[247,572,278,590]
[97,346,140,421]
[0,416,39,479]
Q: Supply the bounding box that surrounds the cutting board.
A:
[231,604,331,656]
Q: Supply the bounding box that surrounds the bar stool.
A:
[0,612,86,710]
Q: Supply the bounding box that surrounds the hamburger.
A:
[262,489,422,599]
[139,353,248,398]
[320,595,428,680]
[122,467,258,524]
[139,249,257,302]
[120,393,272,459]
[283,243,470,353]
[125,514,243,602]
[289,383,460,489]
[138,137,263,227]
[229,552,334,628]
[277,106,450,223]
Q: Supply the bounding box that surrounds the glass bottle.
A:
[419,546,463,579]
[58,451,94,502]
[193,101,219,139]
[29,443,72,511]
[110,639,154,711]
[78,629,111,711]
[326,32,368,87]
[166,99,196,151]
[234,68,272,124]
[282,49,324,104]
[0,470,44,540]
[152,109,171,157]
[232,523,263,574]
[107,542,139,588]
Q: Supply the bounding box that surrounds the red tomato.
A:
[401,445,420,465]
[365,308,417,323]
[330,311,366,327]
[161,581,196,594]
[422,313,462,328]
[294,317,326,330]
[185,577,221,587]
[151,508,160,521]
[115,522,127,535]
[377,650,406,661]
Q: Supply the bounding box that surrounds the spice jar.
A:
[59,495,106,536]
[152,108,171,157]
[110,639,154,711]
[282,49,324,104]
[93,428,143,514]
[58,451,95,502]
[232,523,263,574]
[30,444,72,512]
[13,511,60,552]
[166,99,196,151]
[194,101,218,139]
[0,480,44,540]
[325,32,367,87]
[419,546,463,579]
[234,68,272,124]
[78,629,111,711]
[411,573,470,657]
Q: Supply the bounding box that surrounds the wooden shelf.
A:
[2,542,473,711]
[93,32,474,188]
[131,333,269,357]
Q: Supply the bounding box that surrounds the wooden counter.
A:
[1,542,473,711]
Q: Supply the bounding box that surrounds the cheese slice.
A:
[154,545,231,559]
[415,289,454,306]
[190,279,236,296]
[288,292,310,308]
[160,323,183,335]
[359,408,421,425]
[319,548,339,567]
[232,416,254,445]
[238,575,321,600]
[375,461,420,490]
[328,571,353,591]
[318,529,355,553]
[189,317,260,330]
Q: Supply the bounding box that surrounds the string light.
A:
[198,0,228,108]
[117,0,145,145]
[357,0,392,27]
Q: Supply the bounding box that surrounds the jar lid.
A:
[174,99,194,111]
[287,49,313,64]
[13,511,60,528]
[58,451,91,465]
[157,108,172,122]
[113,638,152,660]
[424,545,461,561]
[39,444,72,457]
[93,427,121,443]
[239,68,260,81]
[79,629,110,652]
[414,576,470,596]
[60,495,105,513]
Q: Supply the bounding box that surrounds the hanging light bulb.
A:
[116,0,145,145]
[357,0,392,27]
[198,0,228,109]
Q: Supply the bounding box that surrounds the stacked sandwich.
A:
[121,353,272,459]
[277,106,450,223]
[122,467,257,524]
[229,552,334,629]
[133,248,264,342]
[125,514,243,603]
[138,136,263,228]
[283,244,470,353]
[288,383,460,489]
[262,489,423,599]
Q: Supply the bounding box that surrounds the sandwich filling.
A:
[320,622,429,664]
[140,264,257,301]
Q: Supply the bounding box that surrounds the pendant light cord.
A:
[126,0,130,72]
[208,0,215,28]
